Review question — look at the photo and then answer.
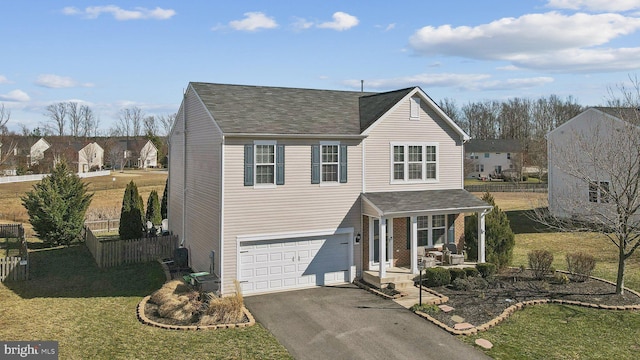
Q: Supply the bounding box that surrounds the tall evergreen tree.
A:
[146,190,162,225]
[22,161,93,246]
[119,180,145,240]
[160,178,168,219]
[464,192,515,269]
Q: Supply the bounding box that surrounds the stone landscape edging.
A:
[136,295,256,330]
[353,279,406,299]
[412,272,640,336]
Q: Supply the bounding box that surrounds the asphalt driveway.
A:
[244,284,491,360]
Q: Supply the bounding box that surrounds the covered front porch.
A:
[360,189,492,288]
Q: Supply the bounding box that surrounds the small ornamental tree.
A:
[464,191,515,269]
[160,178,168,220]
[22,161,93,246]
[146,190,162,226]
[119,180,145,240]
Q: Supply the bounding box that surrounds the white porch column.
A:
[410,216,418,274]
[379,217,387,279]
[477,210,487,263]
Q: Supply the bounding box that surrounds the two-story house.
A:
[465,139,522,180]
[168,82,492,296]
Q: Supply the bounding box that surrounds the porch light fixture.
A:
[355,233,361,243]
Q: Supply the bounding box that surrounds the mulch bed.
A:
[425,269,640,328]
[143,302,250,327]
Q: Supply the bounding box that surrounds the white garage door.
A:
[239,233,350,295]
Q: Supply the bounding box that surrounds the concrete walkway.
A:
[244,284,490,360]
[393,285,442,309]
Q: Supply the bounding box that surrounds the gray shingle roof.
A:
[189,82,419,136]
[465,139,522,153]
[362,189,491,216]
[594,107,640,124]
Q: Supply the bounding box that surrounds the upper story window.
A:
[484,153,490,158]
[410,97,420,120]
[589,181,609,203]
[469,153,478,160]
[244,141,285,187]
[507,153,511,159]
[391,143,438,183]
[312,142,347,184]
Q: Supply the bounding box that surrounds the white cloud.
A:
[469,77,555,91]
[317,12,359,31]
[409,12,640,72]
[35,74,94,89]
[546,0,640,12]
[0,90,30,102]
[292,17,313,30]
[0,75,10,84]
[63,5,176,20]
[228,12,278,32]
[385,23,396,31]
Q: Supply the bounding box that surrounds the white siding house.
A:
[169,83,491,296]
[465,139,522,179]
[547,107,640,219]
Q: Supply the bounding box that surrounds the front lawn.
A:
[0,245,291,359]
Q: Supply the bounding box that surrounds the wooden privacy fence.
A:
[0,223,28,282]
[465,183,547,193]
[84,219,120,233]
[84,226,178,268]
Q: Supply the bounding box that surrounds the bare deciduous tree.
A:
[158,113,176,136]
[118,107,144,138]
[45,102,68,136]
[144,115,158,137]
[0,104,17,166]
[67,102,81,137]
[80,105,98,137]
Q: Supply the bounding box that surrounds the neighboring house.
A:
[137,139,158,168]
[547,107,640,218]
[30,137,50,165]
[112,138,158,169]
[42,137,104,173]
[465,139,522,179]
[168,82,492,296]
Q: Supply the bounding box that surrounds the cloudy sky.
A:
[2,0,640,133]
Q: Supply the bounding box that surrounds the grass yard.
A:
[463,192,640,359]
[0,245,291,359]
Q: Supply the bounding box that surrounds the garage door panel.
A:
[240,233,350,294]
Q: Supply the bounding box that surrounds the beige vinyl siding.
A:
[222,138,362,294]
[361,197,380,217]
[169,88,223,278]
[365,97,464,192]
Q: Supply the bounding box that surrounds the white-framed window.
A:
[484,153,490,158]
[312,142,347,184]
[474,164,484,172]
[390,143,438,183]
[255,142,275,185]
[416,214,449,247]
[589,181,610,203]
[321,143,339,183]
[410,97,420,120]
[469,153,479,160]
[244,141,284,187]
[507,153,511,159]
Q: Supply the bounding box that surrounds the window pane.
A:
[322,145,338,163]
[394,146,404,162]
[417,216,428,229]
[408,163,422,180]
[426,146,436,161]
[600,181,610,203]
[417,230,428,247]
[589,181,598,203]
[256,145,274,164]
[433,229,446,246]
[408,146,422,162]
[432,214,445,227]
[256,165,274,184]
[322,164,338,182]
[426,163,436,179]
[394,164,404,180]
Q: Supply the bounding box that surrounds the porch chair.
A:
[444,243,465,265]
[417,246,437,268]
